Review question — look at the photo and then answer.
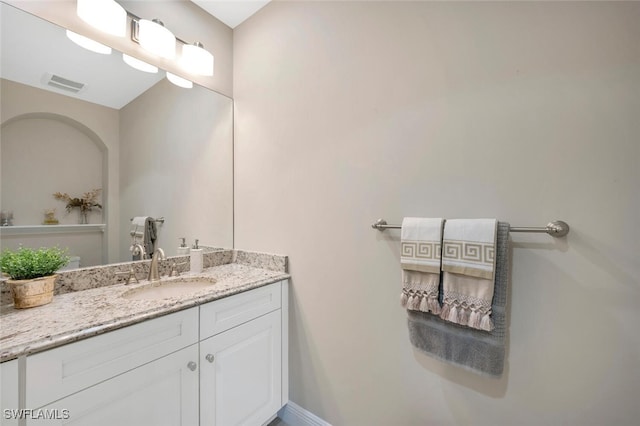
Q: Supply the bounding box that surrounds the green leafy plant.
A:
[0,247,70,280]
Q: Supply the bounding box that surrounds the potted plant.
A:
[0,247,69,309]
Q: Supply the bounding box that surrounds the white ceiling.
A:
[190,0,271,29]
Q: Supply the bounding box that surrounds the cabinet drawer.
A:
[26,307,198,409]
[200,282,282,340]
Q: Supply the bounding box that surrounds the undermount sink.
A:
[121,277,217,301]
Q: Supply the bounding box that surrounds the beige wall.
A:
[6,0,233,97]
[234,2,640,425]
[119,78,233,260]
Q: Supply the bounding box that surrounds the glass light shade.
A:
[166,72,193,89]
[180,43,214,76]
[77,0,126,37]
[138,19,176,59]
[66,30,112,55]
[123,54,158,73]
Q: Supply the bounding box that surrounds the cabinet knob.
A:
[205,354,215,363]
[187,361,197,371]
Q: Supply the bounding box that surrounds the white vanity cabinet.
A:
[17,279,288,426]
[1,359,20,426]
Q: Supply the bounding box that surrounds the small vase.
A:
[78,210,88,224]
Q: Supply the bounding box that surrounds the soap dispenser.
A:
[177,237,190,256]
[190,239,203,273]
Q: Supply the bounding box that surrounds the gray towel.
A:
[132,217,157,261]
[407,222,510,377]
[144,217,157,258]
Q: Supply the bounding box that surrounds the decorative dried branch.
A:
[53,188,103,213]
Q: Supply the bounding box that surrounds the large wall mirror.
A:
[0,3,233,267]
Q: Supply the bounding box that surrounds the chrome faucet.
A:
[147,248,166,281]
[130,242,145,259]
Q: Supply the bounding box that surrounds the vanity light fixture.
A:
[76,0,127,37]
[137,19,176,59]
[123,54,158,73]
[66,30,112,55]
[74,1,215,79]
[166,72,193,89]
[180,42,214,76]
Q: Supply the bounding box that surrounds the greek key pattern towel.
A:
[440,219,497,331]
[400,218,444,314]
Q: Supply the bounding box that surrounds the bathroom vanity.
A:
[0,251,289,426]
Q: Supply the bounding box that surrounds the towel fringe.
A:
[447,305,459,323]
[439,303,451,320]
[400,291,408,308]
[419,296,429,312]
[427,297,441,315]
[411,295,422,311]
[409,296,416,311]
[458,306,470,326]
[439,297,495,331]
[404,290,442,315]
[467,310,479,328]
[479,313,494,331]
[407,294,416,311]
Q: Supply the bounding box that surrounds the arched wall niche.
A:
[1,112,108,266]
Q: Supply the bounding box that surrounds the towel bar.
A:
[371,218,569,237]
[129,217,165,224]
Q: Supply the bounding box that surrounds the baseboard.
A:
[278,401,331,426]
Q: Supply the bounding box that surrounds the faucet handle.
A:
[115,268,139,285]
[170,261,188,277]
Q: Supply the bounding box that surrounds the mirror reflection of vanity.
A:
[0,3,233,266]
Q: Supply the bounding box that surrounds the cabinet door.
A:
[1,359,19,426]
[200,310,282,426]
[31,344,199,426]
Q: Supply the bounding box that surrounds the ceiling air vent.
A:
[42,73,86,94]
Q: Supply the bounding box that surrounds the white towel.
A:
[131,216,148,228]
[130,216,147,242]
[440,218,497,331]
[400,217,444,314]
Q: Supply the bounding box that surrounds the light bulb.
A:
[166,72,193,89]
[77,0,126,37]
[123,54,158,73]
[180,42,214,76]
[66,30,112,55]
[138,19,176,59]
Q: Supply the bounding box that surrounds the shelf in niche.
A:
[0,224,106,236]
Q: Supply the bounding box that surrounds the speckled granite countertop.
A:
[0,262,289,362]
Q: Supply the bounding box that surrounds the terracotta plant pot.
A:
[8,274,57,309]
